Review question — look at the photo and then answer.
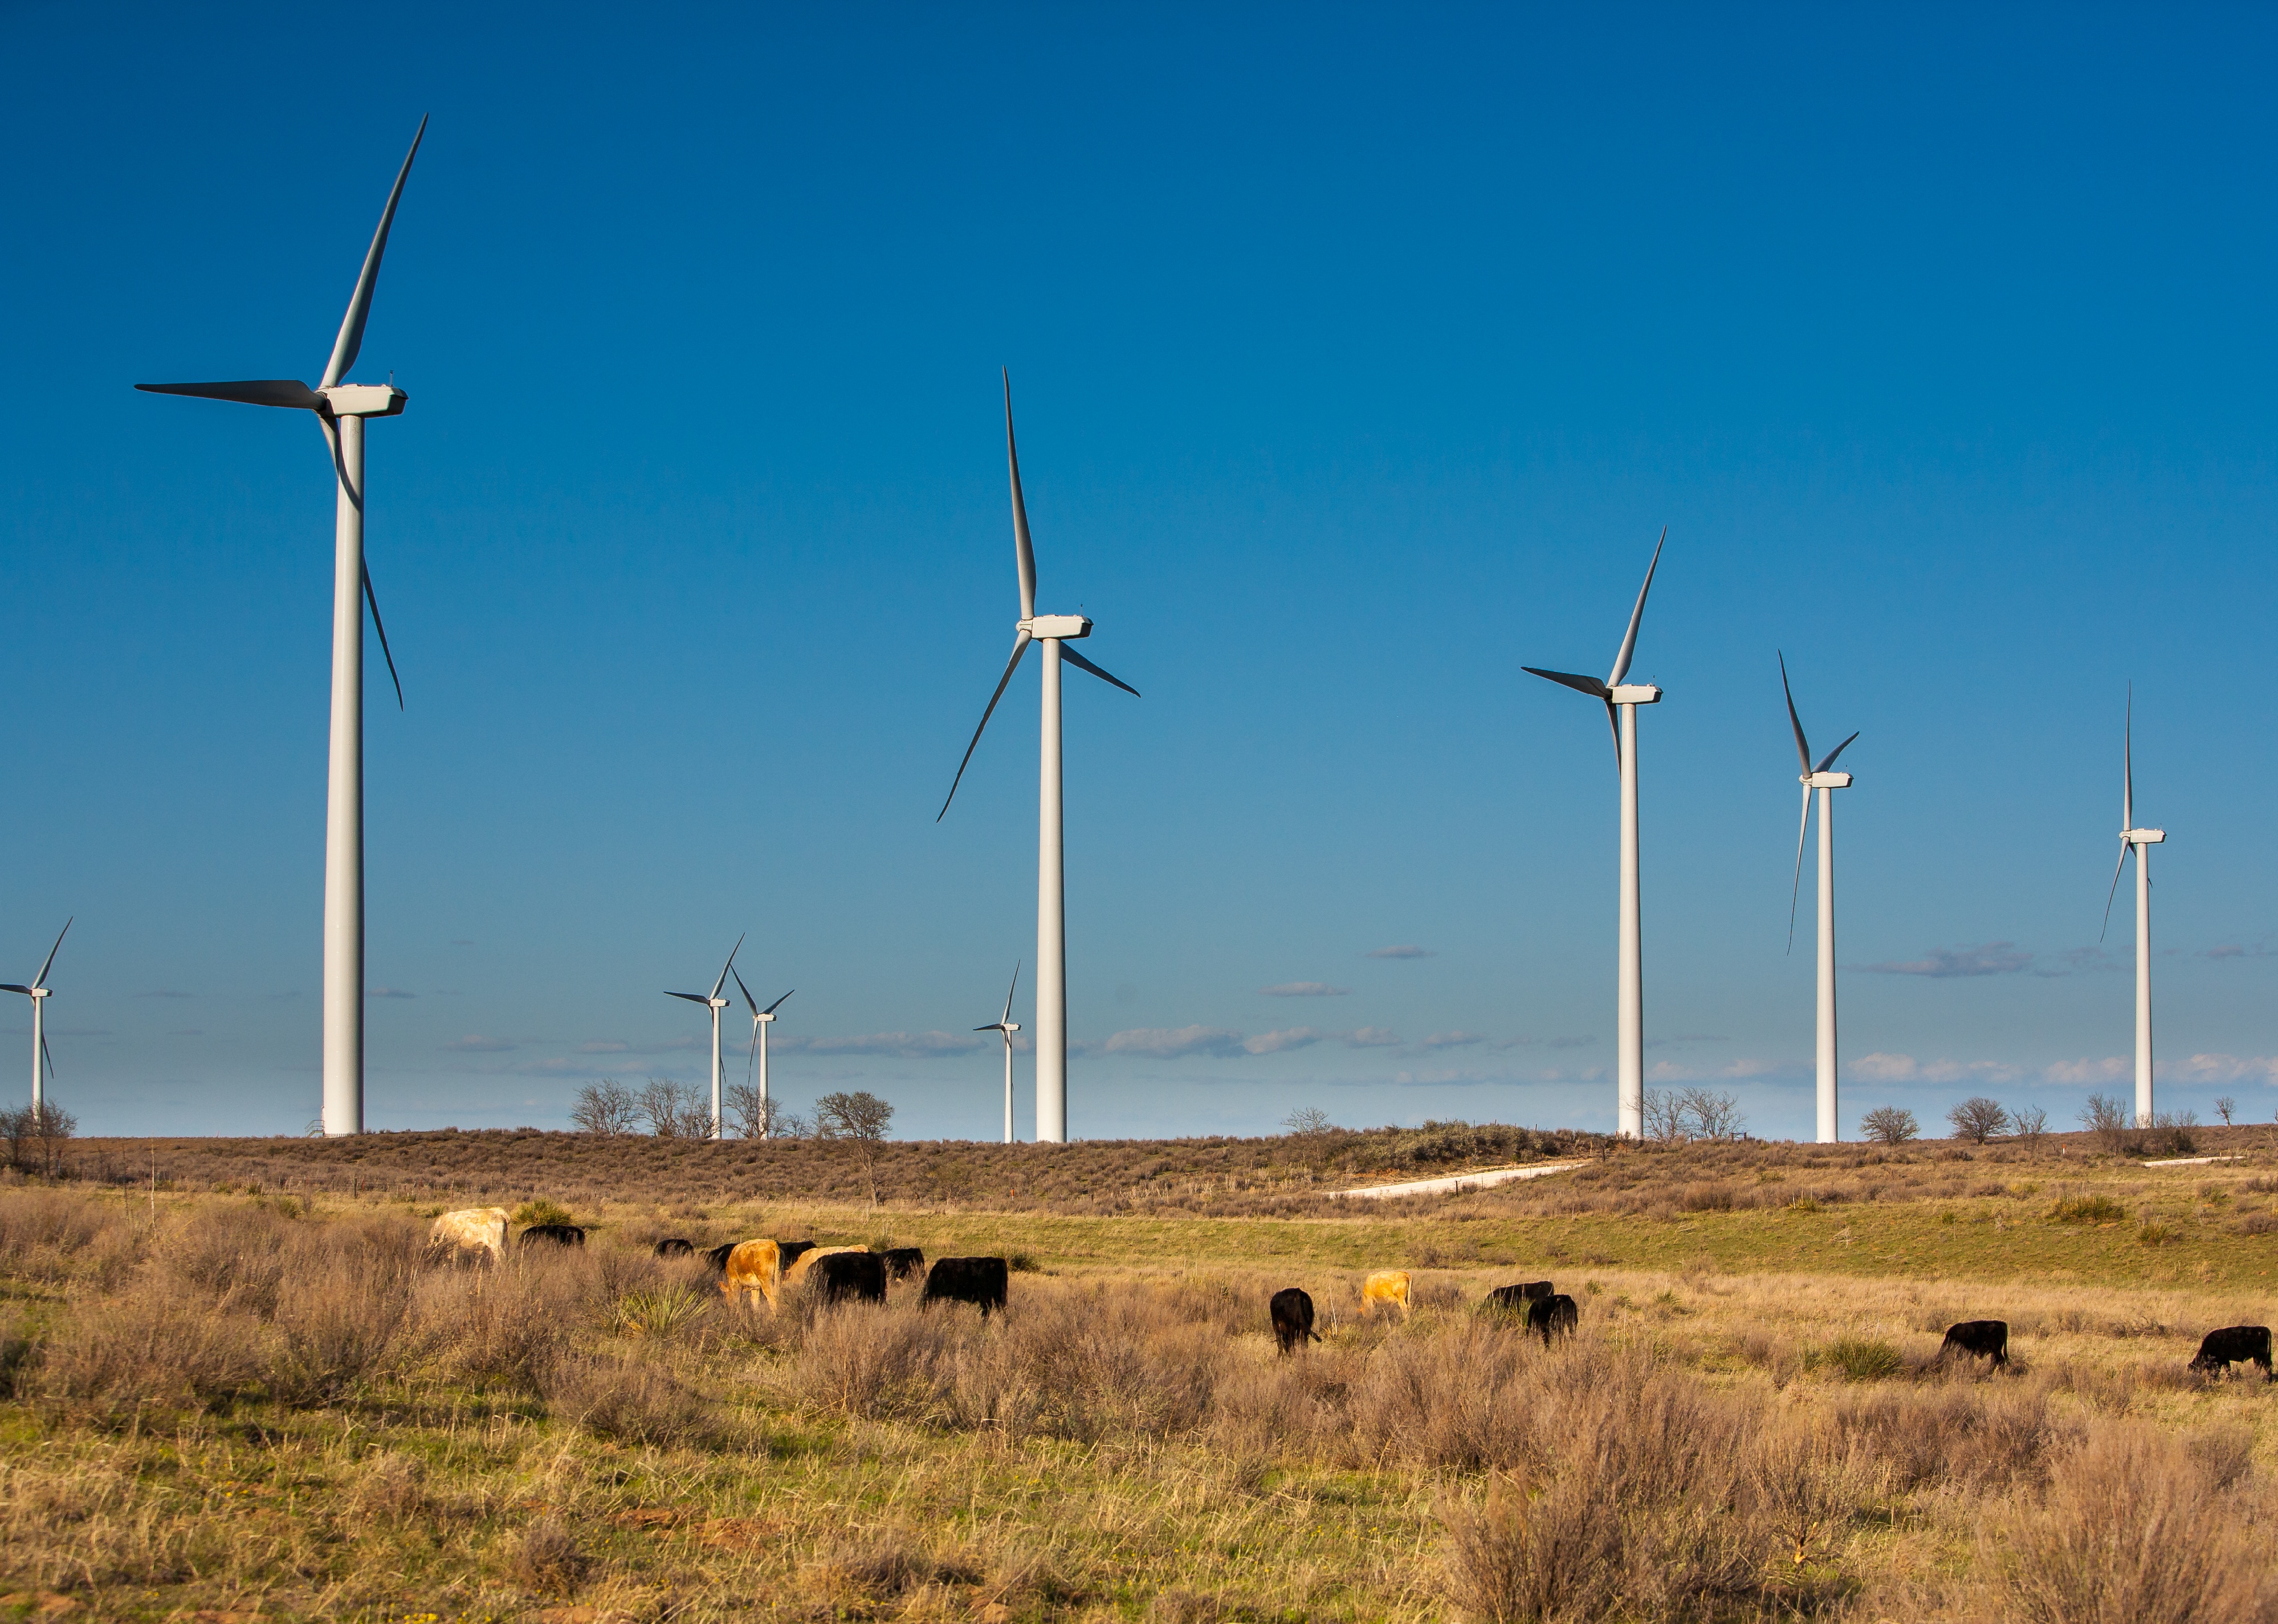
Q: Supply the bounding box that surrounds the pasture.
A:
[3,1129,2278,1620]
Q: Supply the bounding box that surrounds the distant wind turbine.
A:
[137,117,428,1137]
[1,920,71,1112]
[1523,528,1669,1140]
[973,962,1023,1144]
[666,934,743,1139]
[938,373,1140,1144]
[731,968,793,1139]
[2101,689,2165,1128]
[1779,655,1859,1145]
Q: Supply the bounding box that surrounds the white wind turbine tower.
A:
[1,920,71,1112]
[939,374,1140,1144]
[666,935,743,1140]
[1779,655,1859,1144]
[2102,689,2165,1127]
[1523,528,1669,1139]
[731,968,793,1138]
[973,962,1023,1144]
[138,118,427,1137]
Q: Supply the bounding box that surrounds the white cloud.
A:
[1847,1052,2025,1084]
[782,1030,988,1059]
[580,1039,630,1054]
[1421,1031,1486,1050]
[1366,945,1436,960]
[445,1034,515,1052]
[1259,982,1350,998]
[2043,1056,2129,1084]
[1857,942,2033,978]
[1343,1027,1403,1048]
[1852,1052,1919,1082]
[1646,1056,1775,1083]
[2171,1054,2278,1085]
[366,986,417,999]
[1103,1025,1249,1059]
[1244,1027,1321,1055]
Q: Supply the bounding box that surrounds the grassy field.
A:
[5,1129,2278,1621]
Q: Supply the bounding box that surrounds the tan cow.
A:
[719,1239,783,1311]
[429,1206,510,1264]
[1361,1270,1412,1318]
[782,1244,867,1288]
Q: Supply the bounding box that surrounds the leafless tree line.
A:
[1641,1087,1746,1145]
[570,1078,813,1140]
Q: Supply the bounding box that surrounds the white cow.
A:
[429,1206,510,1264]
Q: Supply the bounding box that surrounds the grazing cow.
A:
[808,1250,889,1305]
[428,1207,510,1265]
[881,1246,926,1282]
[1360,1270,1412,1318]
[718,1239,784,1311]
[783,1244,866,1287]
[702,1241,739,1272]
[1938,1320,2009,1368]
[922,1256,1010,1319]
[2190,1325,2274,1379]
[776,1240,818,1271]
[1525,1294,1579,1345]
[517,1222,586,1248]
[653,1238,695,1258]
[1270,1287,1319,1354]
[1488,1280,1555,1315]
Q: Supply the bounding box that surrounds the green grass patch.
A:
[1822,1337,1904,1381]
[512,1197,574,1227]
[2049,1195,2128,1225]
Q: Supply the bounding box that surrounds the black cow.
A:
[808,1250,888,1305]
[1939,1320,2009,1367]
[518,1222,586,1248]
[2190,1325,2273,1378]
[653,1237,695,1257]
[702,1241,739,1271]
[1488,1280,1555,1315]
[922,1256,1010,1319]
[1525,1294,1579,1345]
[882,1246,927,1282]
[1269,1287,1319,1355]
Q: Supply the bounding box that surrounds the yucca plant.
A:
[616,1286,710,1337]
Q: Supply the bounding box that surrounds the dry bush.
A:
[1441,1472,1621,1622]
[0,1189,139,1287]
[540,1350,730,1448]
[349,1452,429,1524]
[1994,1422,2277,1623]
[1831,1381,2075,1492]
[31,1295,271,1418]
[507,1514,589,1594]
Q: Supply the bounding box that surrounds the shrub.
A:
[541,1352,728,1448]
[2137,1221,2176,1247]
[1947,1097,2010,1145]
[1860,1106,1917,1145]
[511,1198,572,1227]
[2049,1195,2128,1225]
[507,1515,589,1594]
[2079,1092,2129,1149]
[616,1285,710,1338]
[1823,1337,1903,1382]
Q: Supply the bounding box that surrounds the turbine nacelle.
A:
[2124,827,2166,846]
[1609,684,1661,705]
[1021,614,1092,639]
[1805,771,1853,790]
[323,383,406,418]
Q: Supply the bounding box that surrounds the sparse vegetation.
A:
[1860,1104,1917,1145]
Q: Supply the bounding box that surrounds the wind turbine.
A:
[938,373,1140,1144]
[973,962,1023,1144]
[137,117,428,1137]
[1,920,71,1112]
[731,968,793,1139]
[666,934,743,1140]
[1523,528,1669,1140]
[1779,655,1859,1144]
[2101,689,2165,1127]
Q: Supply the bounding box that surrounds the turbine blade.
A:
[362,562,404,709]
[1607,525,1668,687]
[2123,685,2134,832]
[1522,667,1612,699]
[1788,786,1811,952]
[1603,697,1621,770]
[1059,643,1140,696]
[0,985,32,995]
[731,965,759,1019]
[1004,370,1037,621]
[34,919,71,990]
[973,1023,1003,1033]
[1003,959,1021,1026]
[1778,651,1811,774]
[1815,731,1860,774]
[764,989,796,1015]
[665,990,711,1005]
[2100,844,2128,942]
[40,1033,55,1083]
[710,933,745,1002]
[747,1018,759,1083]
[135,380,323,410]
[938,634,1033,820]
[321,115,429,390]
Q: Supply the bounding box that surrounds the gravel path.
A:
[1329,1161,1588,1200]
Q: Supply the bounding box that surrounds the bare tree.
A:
[1680,1087,1746,1141]
[570,1080,640,1135]
[816,1090,895,1202]
[638,1078,711,1139]
[1641,1089,1689,1145]
[2216,1096,2238,1127]
[723,1083,802,1140]
[1946,1097,2010,1144]
[2011,1104,2048,1152]
[1282,1106,1332,1135]
[2080,1092,2129,1149]
[1859,1105,1917,1145]
[1,1101,77,1177]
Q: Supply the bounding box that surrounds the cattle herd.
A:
[425,1209,2277,1378]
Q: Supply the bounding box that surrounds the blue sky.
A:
[2,4,2274,1141]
